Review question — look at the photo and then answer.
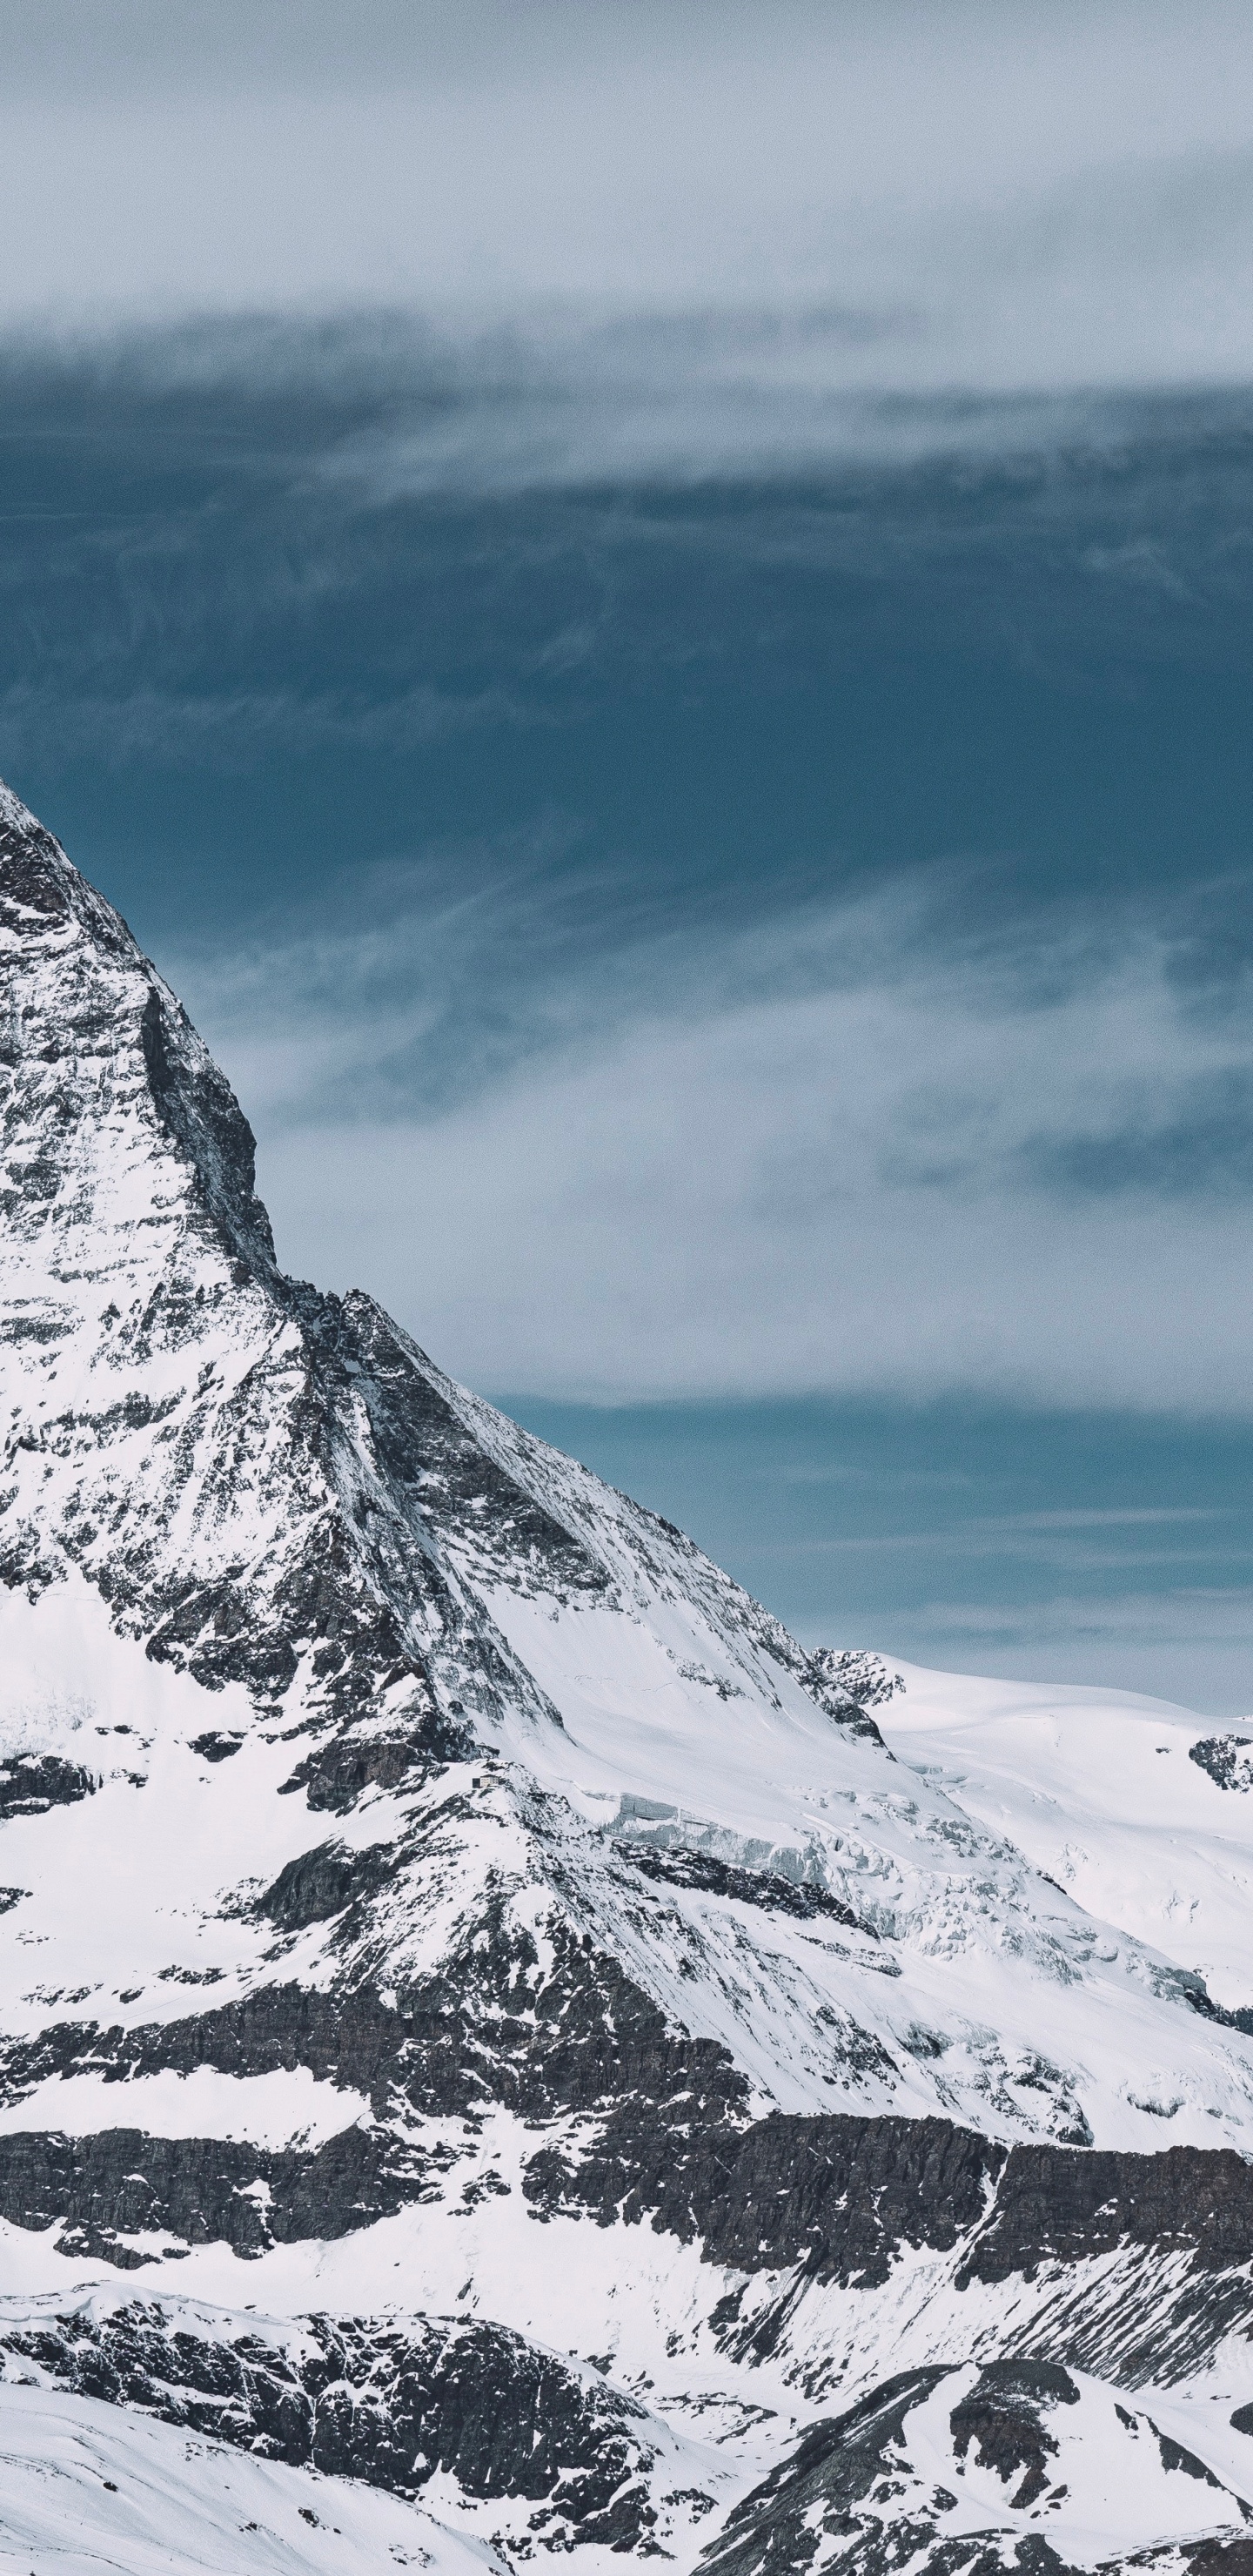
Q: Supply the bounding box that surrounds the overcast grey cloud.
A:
[0,0,1251,457]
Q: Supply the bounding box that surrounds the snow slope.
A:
[881,1660,1253,2010]
[702,2360,1253,2575]
[0,2378,502,2574]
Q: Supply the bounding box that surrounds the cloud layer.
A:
[1,0,1251,453]
[174,865,1253,1411]
[0,325,1243,1426]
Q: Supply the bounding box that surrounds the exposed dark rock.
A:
[0,2298,682,2553]
[802,1647,903,1742]
[11,779,1253,2565]
[4,1962,1250,2378]
[526,2110,993,2287]
[948,2360,1079,2508]
[341,1291,609,1602]
[1190,1736,1253,1793]
[524,2099,1253,2393]
[0,1985,409,2121]
[278,1719,471,1811]
[137,981,276,1271]
[959,2138,1253,2287]
[259,1838,399,1931]
[0,1754,97,1816]
[806,1648,904,1713]
[1153,2425,1225,2487]
[0,1918,750,2150]
[615,1841,875,1931]
[1157,1964,1253,2041]
[700,2362,1252,2576]
[698,2369,948,2576]
[0,2123,421,2266]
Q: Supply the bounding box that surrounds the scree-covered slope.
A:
[3,778,1253,2574]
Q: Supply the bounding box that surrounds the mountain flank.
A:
[3,779,1253,2570]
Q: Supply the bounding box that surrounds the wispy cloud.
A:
[810,1580,1253,1711]
[920,1586,1253,1639]
[0,678,539,773]
[6,3,1253,1708]
[0,339,1248,835]
[173,862,1253,1412]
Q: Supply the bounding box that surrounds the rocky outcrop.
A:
[700,2363,1253,2575]
[0,2124,422,2266]
[0,1754,96,1815]
[0,2298,694,2554]
[1190,1736,1253,1794]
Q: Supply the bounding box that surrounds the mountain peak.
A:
[0,777,274,1274]
[0,776,133,951]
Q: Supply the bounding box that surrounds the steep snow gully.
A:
[3,781,1253,2568]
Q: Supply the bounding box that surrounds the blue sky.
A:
[5,1,1253,1706]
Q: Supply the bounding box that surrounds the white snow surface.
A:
[0,2378,500,2573]
[3,1571,1252,2164]
[3,788,1253,2157]
[0,2068,366,2147]
[881,1659,1253,2009]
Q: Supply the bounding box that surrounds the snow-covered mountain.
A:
[3,778,1253,2572]
[881,1661,1253,2015]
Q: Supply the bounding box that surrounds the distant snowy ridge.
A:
[881,1660,1253,2015]
[4,777,1253,2571]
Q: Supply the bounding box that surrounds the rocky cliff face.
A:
[3,780,1253,2571]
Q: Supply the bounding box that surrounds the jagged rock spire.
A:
[0,776,275,1271]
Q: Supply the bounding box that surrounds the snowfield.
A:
[0,2378,504,2573]
[881,1659,1253,2009]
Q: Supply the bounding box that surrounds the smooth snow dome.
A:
[881,1663,1253,2010]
